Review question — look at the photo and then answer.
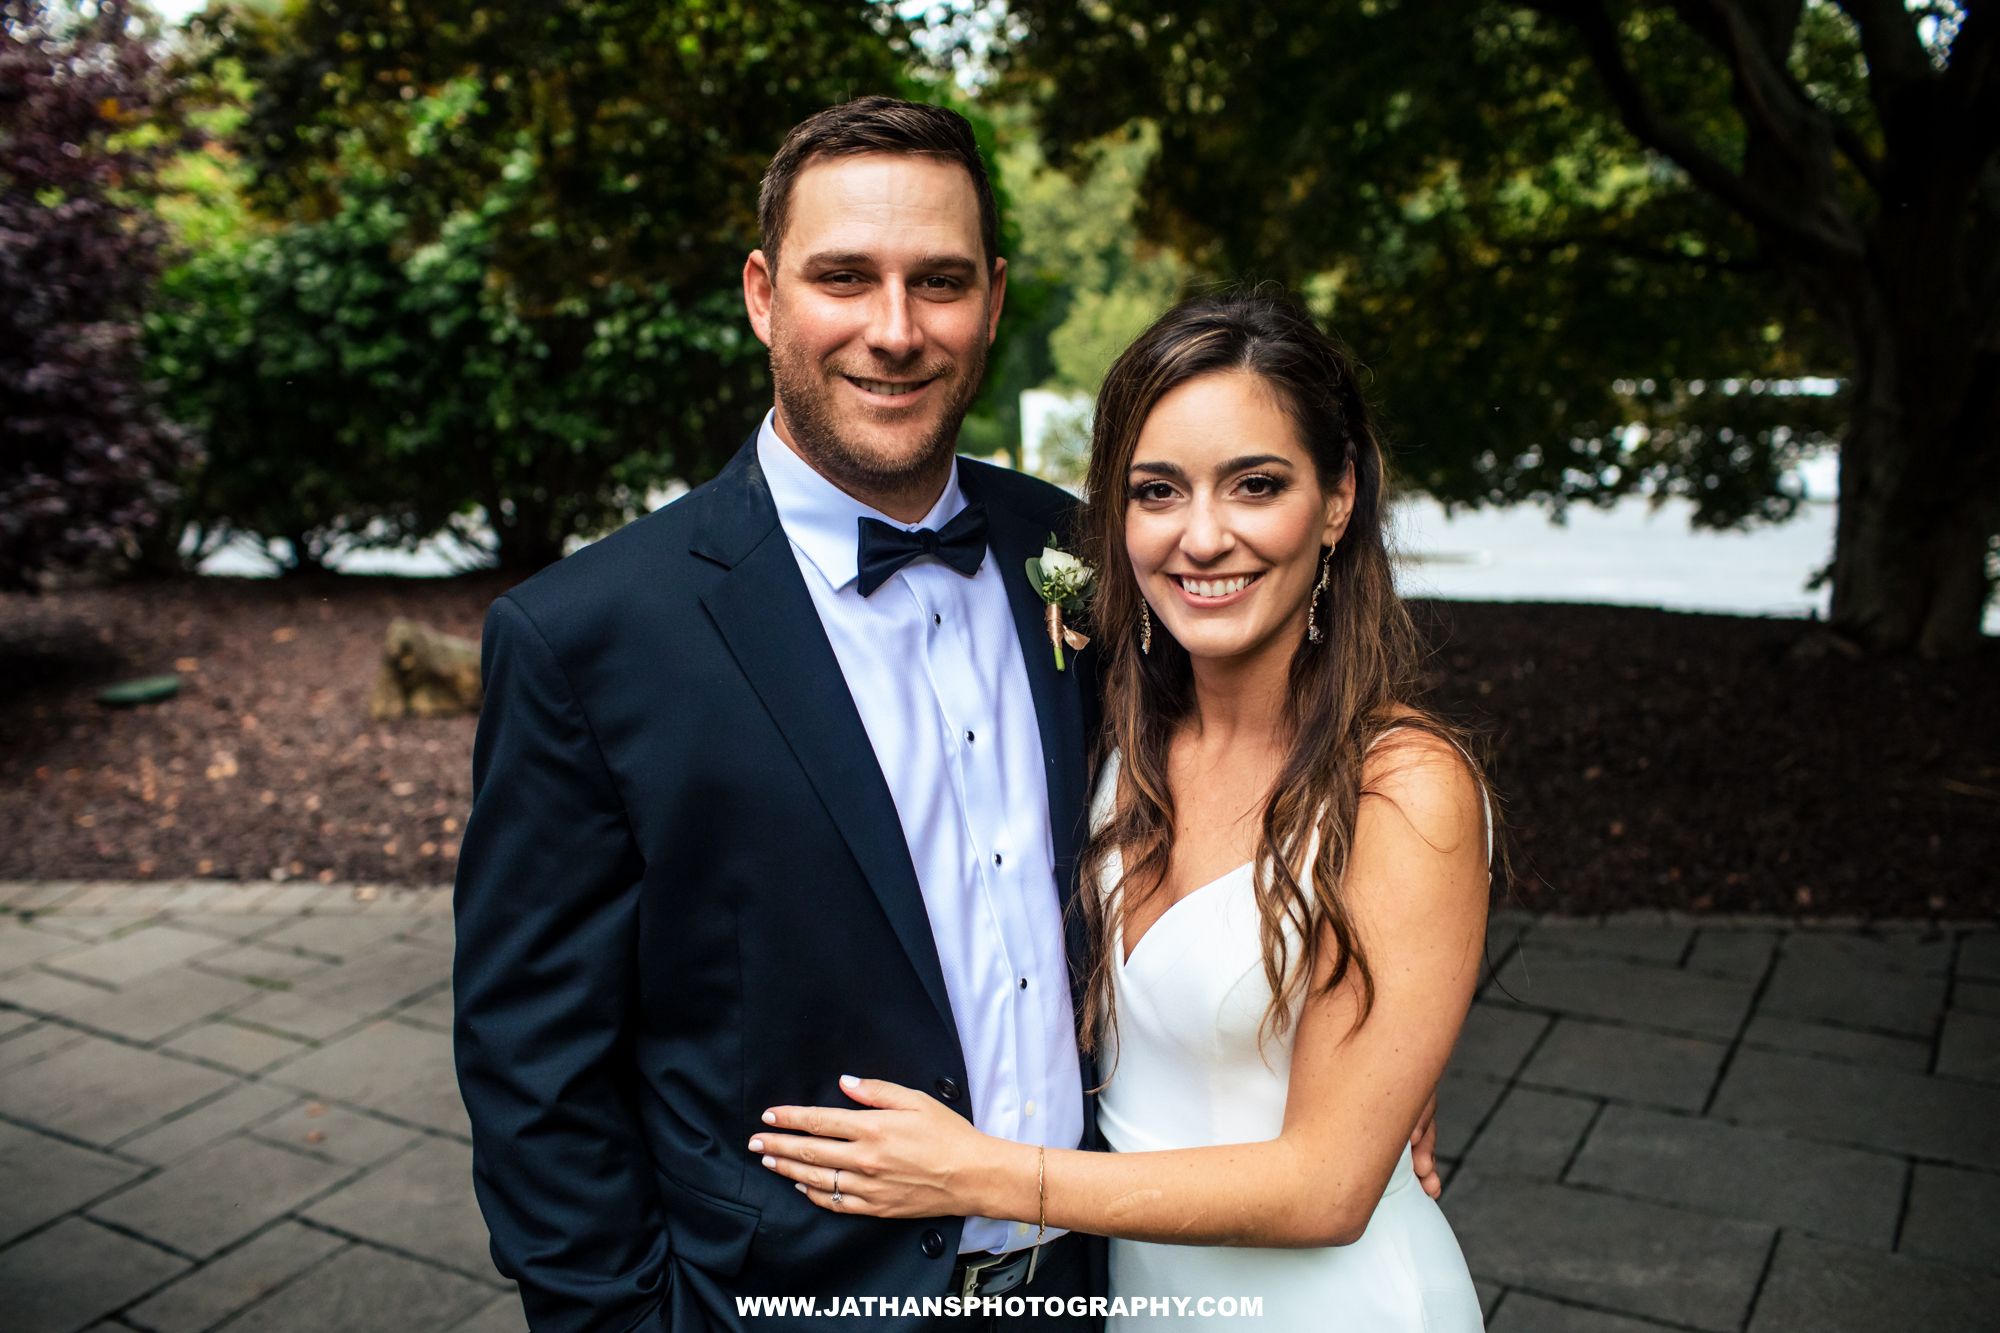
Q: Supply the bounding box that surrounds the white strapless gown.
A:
[1093,761,1484,1331]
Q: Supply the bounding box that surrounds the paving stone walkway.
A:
[1,881,1996,1332]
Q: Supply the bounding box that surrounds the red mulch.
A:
[2,577,1994,917]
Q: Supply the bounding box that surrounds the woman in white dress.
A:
[754,293,1493,1329]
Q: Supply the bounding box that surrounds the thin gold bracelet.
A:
[1035,1143,1046,1244]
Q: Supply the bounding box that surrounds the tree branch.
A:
[1528,0,1866,264]
[1674,0,1802,157]
[1516,234,1772,273]
[1692,2,1887,194]
[1832,0,1941,98]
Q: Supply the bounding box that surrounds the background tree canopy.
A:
[957,111,1191,475]
[157,0,910,569]
[998,0,1996,655]
[12,0,1989,657]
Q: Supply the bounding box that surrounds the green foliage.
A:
[195,0,912,302]
[997,0,1853,527]
[151,57,261,253]
[158,0,910,569]
[1009,119,1188,396]
[148,189,441,573]
[961,108,1191,466]
[148,157,764,572]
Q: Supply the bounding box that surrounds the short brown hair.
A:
[758,97,999,271]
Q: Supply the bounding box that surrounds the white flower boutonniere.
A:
[1026,539,1094,672]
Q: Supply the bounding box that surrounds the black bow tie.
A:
[855,503,989,597]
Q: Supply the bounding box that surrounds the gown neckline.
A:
[1117,860,1254,968]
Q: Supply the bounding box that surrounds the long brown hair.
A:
[1077,291,1493,1057]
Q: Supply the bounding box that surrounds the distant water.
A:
[1391,496,1838,618]
[1392,495,1996,635]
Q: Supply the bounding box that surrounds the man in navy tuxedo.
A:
[454,99,1105,1331]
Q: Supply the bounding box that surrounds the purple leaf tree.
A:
[1,0,196,588]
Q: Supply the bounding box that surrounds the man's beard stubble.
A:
[768,330,987,502]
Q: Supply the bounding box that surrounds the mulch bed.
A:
[1414,601,1998,919]
[0,575,518,890]
[2,577,1994,918]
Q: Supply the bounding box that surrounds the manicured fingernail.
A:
[762,1155,777,1168]
[795,1183,806,1193]
[762,1111,776,1124]
[840,1075,860,1089]
[748,1138,763,1152]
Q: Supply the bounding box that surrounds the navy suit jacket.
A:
[454,438,1101,1331]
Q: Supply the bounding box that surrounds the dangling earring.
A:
[1306,546,1334,644]
[1139,599,1153,654]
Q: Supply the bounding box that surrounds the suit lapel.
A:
[694,445,959,1041]
[965,478,1094,987]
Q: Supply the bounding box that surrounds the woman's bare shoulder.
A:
[1364,708,1475,779]
[1358,711,1485,863]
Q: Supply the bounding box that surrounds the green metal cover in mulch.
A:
[96,674,181,707]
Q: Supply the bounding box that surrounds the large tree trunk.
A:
[1823,201,2000,657]
[1828,401,1996,657]
[1545,0,1999,654]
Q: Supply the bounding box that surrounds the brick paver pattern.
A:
[0,881,1995,1332]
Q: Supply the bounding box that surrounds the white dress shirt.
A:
[758,414,1083,1255]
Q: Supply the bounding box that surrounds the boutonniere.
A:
[1026,538,1094,672]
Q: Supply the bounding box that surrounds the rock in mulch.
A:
[368,618,483,721]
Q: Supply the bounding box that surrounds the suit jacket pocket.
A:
[659,1169,762,1280]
